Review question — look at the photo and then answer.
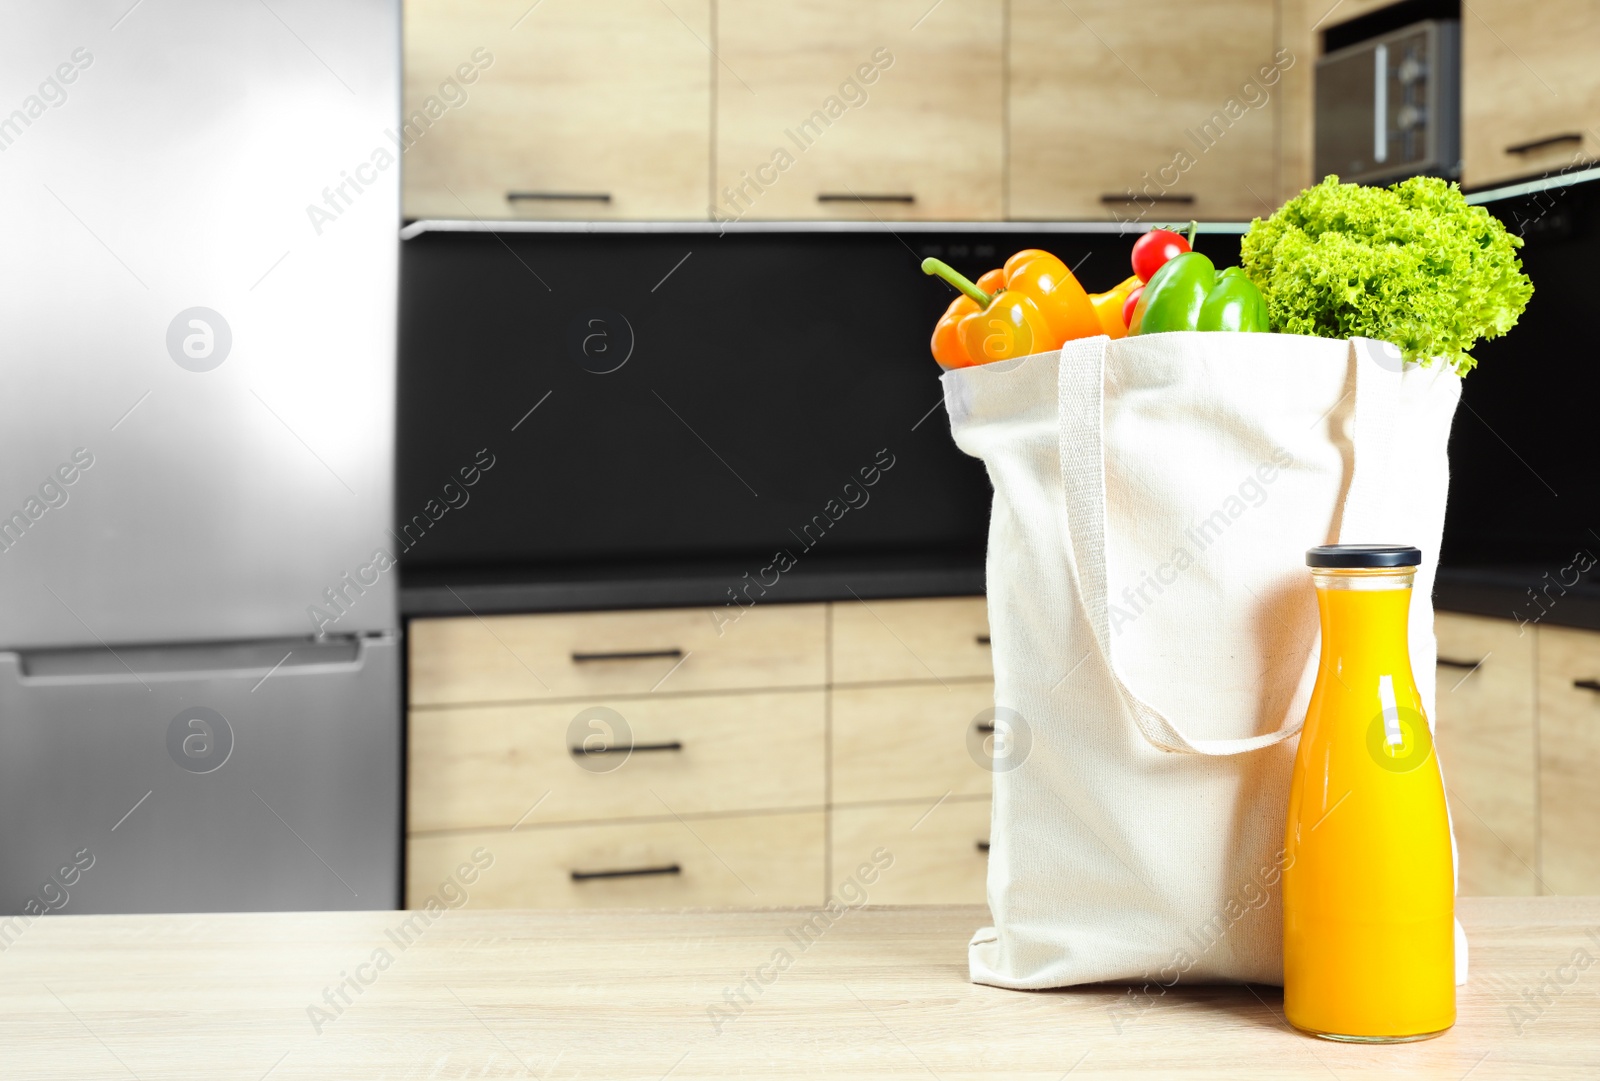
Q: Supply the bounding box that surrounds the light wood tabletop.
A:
[1,896,1596,1079]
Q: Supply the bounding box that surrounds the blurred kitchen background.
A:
[2,0,1597,920]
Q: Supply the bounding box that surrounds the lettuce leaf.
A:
[1240,175,1533,375]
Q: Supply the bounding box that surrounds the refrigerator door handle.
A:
[11,634,387,684]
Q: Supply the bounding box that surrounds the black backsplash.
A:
[396,228,1157,580]
[1442,177,1597,573]
[397,195,1592,594]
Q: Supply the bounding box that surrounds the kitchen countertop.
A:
[401,561,1600,632]
[3,897,1596,1079]
[399,552,986,619]
[1433,567,1600,632]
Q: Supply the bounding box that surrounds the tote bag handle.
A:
[1056,335,1400,756]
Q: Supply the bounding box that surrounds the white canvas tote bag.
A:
[945,332,1464,990]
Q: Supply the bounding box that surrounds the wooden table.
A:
[1,897,1596,1079]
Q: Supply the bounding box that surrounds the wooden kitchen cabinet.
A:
[408,690,826,832]
[1432,612,1537,896]
[1462,0,1600,188]
[402,0,711,220]
[1318,0,1403,26]
[405,597,1600,909]
[713,0,1004,220]
[406,596,993,908]
[831,681,995,805]
[1009,0,1282,221]
[830,797,991,905]
[1537,625,1600,896]
[408,811,825,908]
[408,602,826,706]
[831,596,992,685]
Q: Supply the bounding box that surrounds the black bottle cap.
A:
[1306,544,1422,568]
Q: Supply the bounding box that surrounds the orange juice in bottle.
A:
[1283,544,1455,1042]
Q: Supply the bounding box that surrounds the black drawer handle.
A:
[571,864,681,882]
[571,648,683,663]
[976,634,991,646]
[817,193,915,203]
[570,740,683,756]
[1436,657,1484,670]
[1574,679,1600,693]
[976,722,995,734]
[508,191,613,202]
[1505,133,1583,155]
[1101,193,1196,204]
[977,840,991,853]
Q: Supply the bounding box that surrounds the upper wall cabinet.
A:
[713,0,1004,221]
[1461,0,1600,189]
[1009,0,1282,221]
[1319,0,1402,27]
[403,0,711,221]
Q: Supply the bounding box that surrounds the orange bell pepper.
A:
[923,252,1100,368]
[959,291,1051,364]
[923,258,1051,367]
[929,293,977,369]
[930,268,1010,369]
[1089,274,1142,339]
[1001,249,1102,343]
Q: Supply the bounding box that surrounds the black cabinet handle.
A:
[816,193,914,203]
[1101,193,1195,204]
[572,648,683,663]
[976,722,995,734]
[1505,133,1583,155]
[508,191,612,202]
[976,840,991,853]
[1436,657,1484,670]
[1574,679,1600,693]
[570,740,683,756]
[571,864,681,882]
[976,634,991,646]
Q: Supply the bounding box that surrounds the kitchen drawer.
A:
[409,603,826,706]
[830,597,991,685]
[1537,625,1600,895]
[402,0,711,220]
[1433,612,1537,895]
[409,691,825,832]
[713,0,1003,220]
[832,682,995,805]
[829,798,990,905]
[1462,0,1600,188]
[406,811,824,908]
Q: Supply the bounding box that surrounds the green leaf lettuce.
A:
[1240,175,1533,375]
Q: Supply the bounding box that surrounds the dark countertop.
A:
[1434,566,1600,632]
[400,560,1600,633]
[399,552,986,620]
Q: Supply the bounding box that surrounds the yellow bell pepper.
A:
[1090,275,1142,340]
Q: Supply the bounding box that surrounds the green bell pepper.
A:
[1129,251,1215,334]
[1198,267,1270,332]
[1130,254,1270,334]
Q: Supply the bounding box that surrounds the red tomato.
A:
[1121,285,1144,327]
[1131,229,1191,283]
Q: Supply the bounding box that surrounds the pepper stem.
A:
[921,258,992,308]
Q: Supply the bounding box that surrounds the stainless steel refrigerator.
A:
[0,1,401,912]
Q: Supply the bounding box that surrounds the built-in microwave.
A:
[1315,20,1460,185]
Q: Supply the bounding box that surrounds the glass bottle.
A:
[1282,544,1455,1042]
